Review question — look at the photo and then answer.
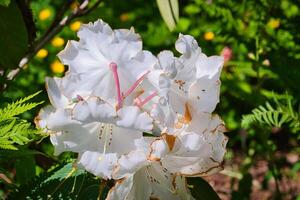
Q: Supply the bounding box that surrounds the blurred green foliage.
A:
[0,0,300,199]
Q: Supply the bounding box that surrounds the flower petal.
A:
[149,138,169,161]
[113,150,147,179]
[161,115,228,176]
[34,105,55,130]
[116,106,153,132]
[50,122,102,155]
[157,50,178,79]
[106,176,134,200]
[45,77,68,108]
[196,55,223,80]
[72,97,116,123]
[175,34,200,57]
[78,151,118,179]
[188,77,220,113]
[109,162,189,200]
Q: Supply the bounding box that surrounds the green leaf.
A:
[0,0,10,7]
[177,17,191,32]
[0,91,43,150]
[0,91,43,121]
[78,184,101,199]
[184,4,200,15]
[44,163,85,184]
[187,177,221,200]
[8,165,99,200]
[16,0,36,45]
[0,0,28,68]
[232,173,252,200]
[15,154,36,185]
[0,141,17,150]
[0,118,16,135]
[0,148,44,158]
[241,93,300,133]
[156,0,179,31]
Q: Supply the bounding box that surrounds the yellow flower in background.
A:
[36,49,48,59]
[51,60,65,74]
[39,9,51,21]
[267,19,280,29]
[204,31,214,41]
[120,13,129,22]
[51,37,65,47]
[70,21,81,31]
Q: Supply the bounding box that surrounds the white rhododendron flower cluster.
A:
[35,19,228,200]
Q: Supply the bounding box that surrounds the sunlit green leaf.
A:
[44,163,85,184]
[0,0,10,7]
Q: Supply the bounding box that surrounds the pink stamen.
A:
[135,91,157,107]
[109,62,122,108]
[122,71,149,99]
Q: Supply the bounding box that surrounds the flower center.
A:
[109,62,151,110]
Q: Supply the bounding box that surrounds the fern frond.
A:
[0,92,43,150]
[0,91,43,121]
[0,140,17,150]
[242,94,300,133]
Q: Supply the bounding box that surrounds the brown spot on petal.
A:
[148,156,161,162]
[184,103,192,123]
[163,134,176,151]
[181,163,224,177]
[219,124,229,132]
[172,176,177,189]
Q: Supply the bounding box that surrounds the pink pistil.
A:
[135,91,157,107]
[122,71,149,99]
[109,62,122,108]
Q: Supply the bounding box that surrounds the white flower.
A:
[36,77,153,179]
[58,19,157,108]
[70,96,154,179]
[149,113,228,176]
[35,19,228,199]
[107,163,194,200]
[107,138,194,200]
[35,77,100,155]
[173,34,223,115]
[143,34,228,177]
[147,34,223,119]
[72,97,153,131]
